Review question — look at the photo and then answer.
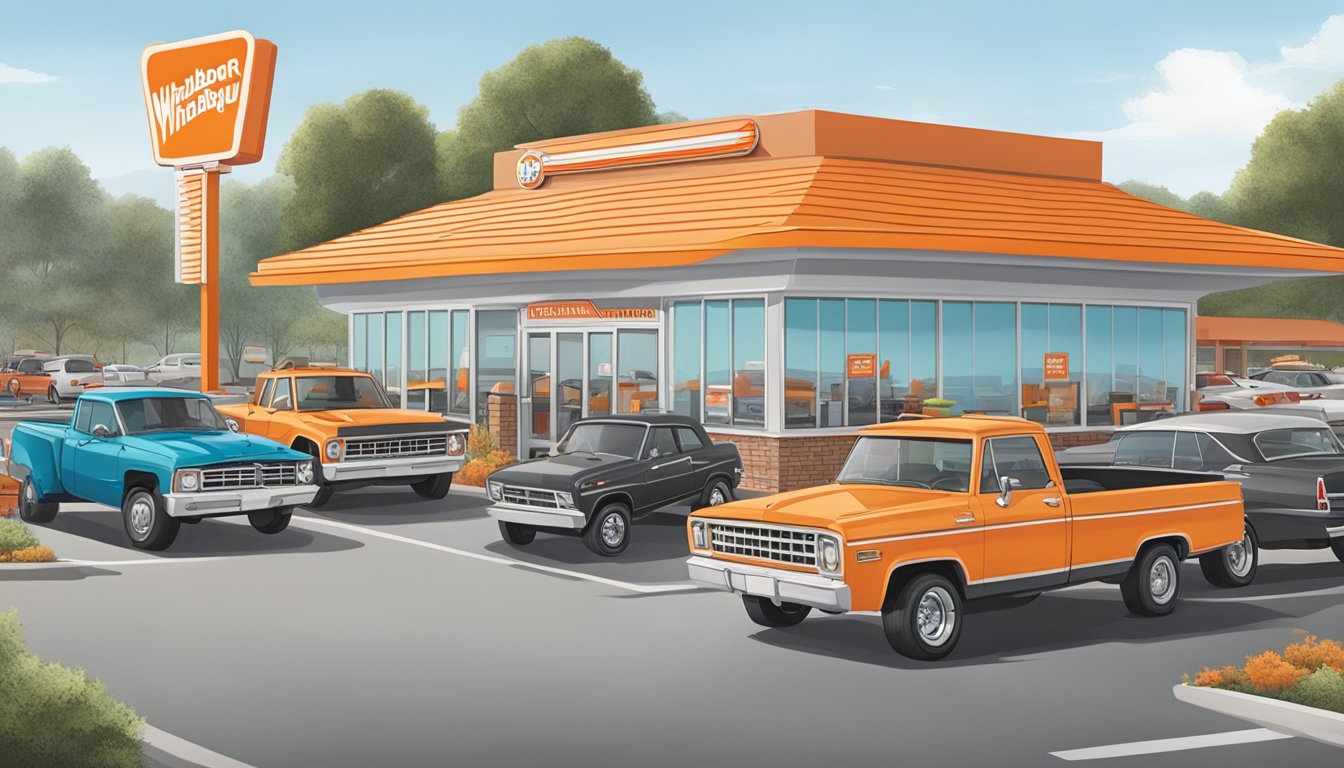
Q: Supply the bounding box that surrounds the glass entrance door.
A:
[521,328,660,458]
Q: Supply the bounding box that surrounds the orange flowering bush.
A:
[1186,634,1344,713]
[0,546,56,563]
[456,449,518,487]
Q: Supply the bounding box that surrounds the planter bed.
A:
[1174,684,1344,748]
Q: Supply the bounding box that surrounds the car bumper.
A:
[164,485,320,517]
[1328,523,1344,538]
[488,502,586,530]
[322,455,464,483]
[686,556,852,612]
[1250,507,1344,546]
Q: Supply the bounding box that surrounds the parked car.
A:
[42,356,102,405]
[686,415,1246,660]
[3,356,53,399]
[488,414,744,556]
[1058,412,1344,568]
[5,388,319,550]
[143,353,201,382]
[1251,368,1344,399]
[101,364,149,386]
[215,367,468,507]
[0,438,17,517]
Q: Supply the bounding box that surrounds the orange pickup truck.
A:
[687,415,1248,660]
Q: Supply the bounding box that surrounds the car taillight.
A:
[1200,400,1230,411]
[1318,476,1331,512]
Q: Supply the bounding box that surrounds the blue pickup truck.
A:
[8,388,320,550]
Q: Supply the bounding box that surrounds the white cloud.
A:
[0,62,58,83]
[1271,13,1344,71]
[874,84,894,91]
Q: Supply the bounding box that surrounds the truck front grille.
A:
[501,486,559,509]
[201,463,298,490]
[709,522,817,567]
[345,434,448,460]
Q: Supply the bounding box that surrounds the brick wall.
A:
[706,428,1113,494]
[487,393,518,457]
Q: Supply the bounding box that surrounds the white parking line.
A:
[290,515,700,595]
[1050,728,1291,761]
[0,557,230,570]
[143,723,258,768]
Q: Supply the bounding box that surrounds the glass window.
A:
[428,310,449,413]
[384,312,403,402]
[650,427,679,457]
[1196,346,1216,373]
[819,299,845,428]
[941,302,972,415]
[911,301,937,409]
[84,401,118,435]
[785,298,819,428]
[589,332,612,418]
[1137,308,1164,404]
[1085,306,1115,426]
[556,333,583,436]
[407,311,426,410]
[704,300,731,425]
[295,375,391,410]
[1021,304,1081,427]
[75,401,94,432]
[878,299,910,422]
[1254,428,1343,460]
[1163,308,1188,411]
[981,436,1051,491]
[367,313,384,384]
[732,299,765,427]
[1113,307,1138,397]
[1115,431,1175,467]
[65,359,96,373]
[617,330,658,415]
[475,310,517,427]
[449,310,469,415]
[672,302,702,420]
[975,303,1017,416]
[837,436,973,492]
[117,397,226,434]
[352,314,367,373]
[1174,431,1203,470]
[256,378,273,407]
[675,427,704,451]
[846,298,877,426]
[270,377,293,410]
[558,422,646,459]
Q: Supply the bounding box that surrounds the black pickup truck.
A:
[486,415,744,556]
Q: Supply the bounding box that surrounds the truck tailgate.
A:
[1069,480,1243,568]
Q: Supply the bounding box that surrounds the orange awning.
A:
[252,155,1344,287]
[1197,316,1344,347]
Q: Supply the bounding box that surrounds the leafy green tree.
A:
[1187,191,1233,223]
[1227,80,1344,247]
[437,37,659,200]
[277,89,439,252]
[1116,180,1190,211]
[220,176,293,381]
[100,195,191,361]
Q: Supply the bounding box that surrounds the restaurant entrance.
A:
[519,327,660,457]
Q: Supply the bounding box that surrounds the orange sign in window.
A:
[847,353,877,378]
[1044,352,1070,380]
[141,30,278,167]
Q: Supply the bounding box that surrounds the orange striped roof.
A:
[251,135,1344,288]
[1197,316,1344,346]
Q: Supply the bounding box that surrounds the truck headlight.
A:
[296,460,315,485]
[556,491,575,509]
[691,520,708,550]
[818,534,842,575]
[488,481,503,501]
[446,433,465,456]
[324,440,343,461]
[174,469,202,493]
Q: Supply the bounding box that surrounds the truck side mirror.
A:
[92,424,112,438]
[996,475,1021,507]
[648,447,661,460]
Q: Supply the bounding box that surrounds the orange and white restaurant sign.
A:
[1044,352,1070,380]
[140,30,278,167]
[527,301,658,321]
[847,353,877,378]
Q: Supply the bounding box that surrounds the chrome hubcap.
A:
[128,497,153,540]
[708,488,725,506]
[1226,533,1253,578]
[1150,557,1176,604]
[600,513,625,547]
[915,586,956,646]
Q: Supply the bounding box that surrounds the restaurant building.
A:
[251,110,1344,491]
[1197,316,1344,375]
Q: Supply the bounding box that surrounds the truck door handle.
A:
[954,513,976,525]
[1043,497,1061,507]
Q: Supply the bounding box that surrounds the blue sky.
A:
[3,1,1344,198]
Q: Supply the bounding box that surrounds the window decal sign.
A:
[1044,352,1070,380]
[847,353,877,378]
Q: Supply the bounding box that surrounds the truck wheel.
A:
[1121,543,1181,616]
[498,520,536,546]
[1331,538,1344,564]
[1199,522,1258,588]
[882,572,963,660]
[298,443,334,509]
[411,472,453,500]
[249,507,292,534]
[122,487,179,551]
[742,595,811,627]
[583,502,631,556]
[47,387,60,406]
[6,378,19,398]
[18,477,58,524]
[695,478,733,510]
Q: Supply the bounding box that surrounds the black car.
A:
[486,415,744,556]
[1059,411,1344,583]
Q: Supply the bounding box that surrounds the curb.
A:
[453,483,487,497]
[1173,684,1344,748]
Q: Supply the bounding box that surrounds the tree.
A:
[1227,79,1344,247]
[436,37,660,201]
[277,90,439,252]
[1116,180,1190,211]
[219,176,295,382]
[99,194,191,362]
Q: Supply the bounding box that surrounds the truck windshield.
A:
[294,376,391,410]
[117,397,229,434]
[1253,427,1344,460]
[557,423,646,459]
[836,436,974,491]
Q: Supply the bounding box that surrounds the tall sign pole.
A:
[141,30,277,392]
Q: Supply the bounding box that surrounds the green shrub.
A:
[0,609,146,767]
[466,423,496,461]
[0,518,41,553]
[1282,667,1344,714]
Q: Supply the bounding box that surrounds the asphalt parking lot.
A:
[2,469,1343,768]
